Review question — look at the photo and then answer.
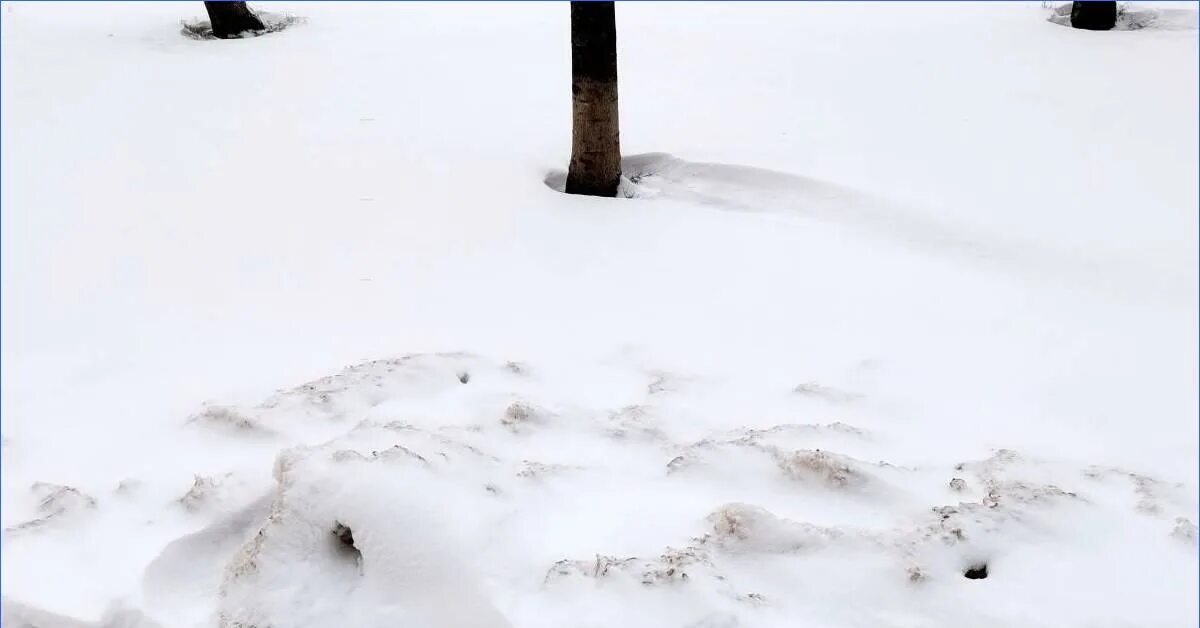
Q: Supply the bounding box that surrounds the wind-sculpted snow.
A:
[63,355,1182,626]
[2,2,1195,627]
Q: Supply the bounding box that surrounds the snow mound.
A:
[6,349,1193,627]
[4,483,97,537]
[668,431,893,495]
[217,437,511,628]
[1,598,162,628]
[705,503,844,554]
[616,152,1034,270]
[187,353,531,439]
[142,497,271,627]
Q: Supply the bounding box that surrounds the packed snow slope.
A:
[2,2,1197,627]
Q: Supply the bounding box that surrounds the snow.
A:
[1,2,1196,627]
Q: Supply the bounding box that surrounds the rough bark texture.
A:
[204,1,266,39]
[566,1,621,198]
[1070,1,1117,30]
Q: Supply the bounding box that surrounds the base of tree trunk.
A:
[564,177,621,197]
[204,2,266,39]
[1071,1,1117,30]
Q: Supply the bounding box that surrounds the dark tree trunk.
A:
[1070,1,1117,30]
[204,2,266,39]
[566,1,621,198]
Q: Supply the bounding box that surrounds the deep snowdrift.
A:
[2,2,1197,627]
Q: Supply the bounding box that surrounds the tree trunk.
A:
[1070,1,1117,30]
[566,1,621,198]
[204,2,266,39]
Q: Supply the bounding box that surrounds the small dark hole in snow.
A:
[332,521,361,560]
[458,372,470,384]
[963,563,988,579]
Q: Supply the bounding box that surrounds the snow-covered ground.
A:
[1,2,1197,627]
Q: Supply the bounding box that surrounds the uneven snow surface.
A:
[2,2,1197,627]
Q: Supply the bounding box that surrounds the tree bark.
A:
[204,2,266,39]
[1070,1,1117,30]
[566,1,621,198]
